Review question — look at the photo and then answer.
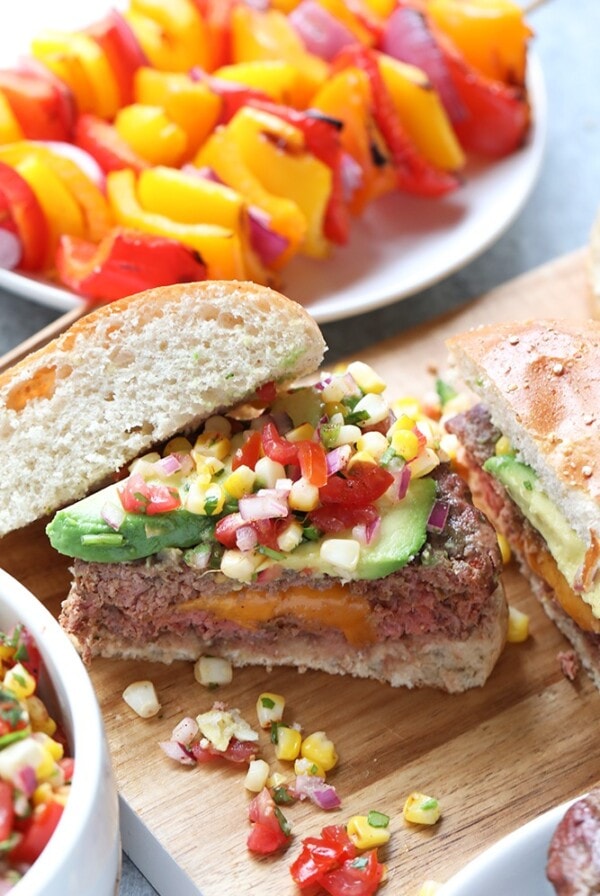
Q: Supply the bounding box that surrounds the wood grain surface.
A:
[0,248,597,895]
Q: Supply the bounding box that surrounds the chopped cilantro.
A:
[350,856,369,870]
[272,786,295,806]
[367,810,390,828]
[302,525,321,542]
[523,480,533,491]
[435,378,457,406]
[261,696,275,709]
[258,546,287,561]
[274,805,292,836]
[379,445,398,467]
[419,798,438,811]
[203,495,220,515]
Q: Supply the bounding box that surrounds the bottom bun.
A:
[67,584,506,694]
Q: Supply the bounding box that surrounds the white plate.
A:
[0,4,546,324]
[442,797,580,896]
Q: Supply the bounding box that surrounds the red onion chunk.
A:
[326,444,352,476]
[239,491,289,521]
[181,163,222,184]
[395,465,412,500]
[289,1,359,61]
[171,717,199,746]
[159,740,196,766]
[293,775,342,810]
[101,501,125,531]
[34,140,106,187]
[381,7,466,123]
[248,206,290,267]
[0,229,21,270]
[236,525,259,552]
[12,764,37,797]
[155,453,182,476]
[427,499,449,533]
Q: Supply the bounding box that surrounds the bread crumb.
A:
[552,362,565,375]
[582,465,593,478]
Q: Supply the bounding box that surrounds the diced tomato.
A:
[253,381,277,404]
[214,511,245,548]
[56,228,207,303]
[189,736,257,764]
[319,462,394,505]
[0,781,14,843]
[58,757,75,783]
[85,10,147,107]
[118,473,181,515]
[291,824,383,895]
[74,113,149,175]
[308,502,379,534]
[8,801,63,866]
[12,624,42,680]
[298,441,328,488]
[320,849,384,896]
[231,430,263,471]
[261,421,300,466]
[247,788,291,855]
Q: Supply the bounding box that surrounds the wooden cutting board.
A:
[1,248,597,896]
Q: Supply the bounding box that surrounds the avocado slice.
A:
[46,482,215,563]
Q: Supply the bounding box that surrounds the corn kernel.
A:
[36,749,59,782]
[320,538,360,572]
[391,430,420,461]
[194,656,233,687]
[204,415,232,436]
[32,782,53,807]
[439,432,458,461]
[163,436,193,455]
[329,424,362,447]
[245,758,271,792]
[254,456,286,489]
[294,756,326,778]
[347,815,391,849]
[3,662,36,699]
[122,680,161,719]
[352,393,389,425]
[277,521,303,553]
[346,361,386,394]
[223,465,256,499]
[321,377,356,403]
[403,792,441,825]
[497,533,511,564]
[409,448,441,479]
[495,435,513,456]
[185,480,209,514]
[418,881,443,896]
[507,605,529,643]
[267,771,287,789]
[347,450,377,469]
[26,695,57,736]
[285,423,315,442]
[389,413,416,433]
[129,452,161,474]
[301,731,338,771]
[34,733,64,762]
[391,397,421,419]
[356,431,389,460]
[220,549,262,582]
[192,432,231,461]
[256,692,285,728]
[274,726,302,761]
[289,478,320,512]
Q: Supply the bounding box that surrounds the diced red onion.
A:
[326,444,352,476]
[34,140,106,187]
[293,775,342,810]
[289,0,358,61]
[185,544,211,570]
[269,411,293,435]
[12,764,37,797]
[171,717,199,746]
[256,564,283,583]
[353,514,381,546]
[181,163,222,184]
[155,453,182,476]
[248,206,290,267]
[158,740,196,766]
[0,229,21,270]
[427,500,449,533]
[101,501,125,531]
[239,491,289,521]
[381,7,466,123]
[395,465,412,501]
[236,525,259,552]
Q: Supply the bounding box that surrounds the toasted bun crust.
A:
[65,584,507,694]
[0,280,325,537]
[446,319,600,547]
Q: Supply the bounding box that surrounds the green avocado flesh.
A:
[46,477,436,579]
[46,485,215,563]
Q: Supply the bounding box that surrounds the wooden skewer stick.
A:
[522,0,552,13]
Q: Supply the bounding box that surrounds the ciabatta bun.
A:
[446,318,600,549]
[0,280,325,537]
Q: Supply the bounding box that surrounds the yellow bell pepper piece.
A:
[15,155,85,267]
[230,7,328,107]
[114,104,188,167]
[30,31,120,119]
[134,69,220,157]
[0,141,112,242]
[225,107,332,259]
[316,0,377,45]
[270,0,301,11]
[427,0,532,86]
[213,60,304,107]
[137,166,244,230]
[377,54,465,172]
[0,92,23,144]
[125,0,210,73]
[362,0,396,16]
[311,67,396,213]
[106,168,248,281]
[195,124,306,269]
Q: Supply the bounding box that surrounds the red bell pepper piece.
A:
[0,161,48,271]
[56,228,208,303]
[331,45,460,197]
[0,69,74,142]
[85,9,147,107]
[74,113,149,175]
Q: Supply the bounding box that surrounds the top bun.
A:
[446,318,600,547]
[0,280,326,537]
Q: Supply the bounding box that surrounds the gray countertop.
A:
[1,1,599,893]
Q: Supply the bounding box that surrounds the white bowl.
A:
[0,569,120,896]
